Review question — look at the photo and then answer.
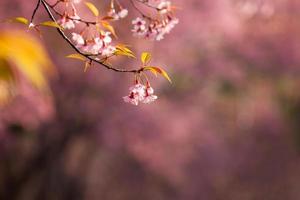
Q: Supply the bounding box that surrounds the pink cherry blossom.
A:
[132,17,147,37]
[123,84,158,105]
[58,16,75,29]
[157,1,172,14]
[71,33,85,46]
[118,9,128,19]
[123,83,146,105]
[101,45,116,57]
[142,86,158,104]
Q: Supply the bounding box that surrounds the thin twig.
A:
[30,0,42,23]
[45,1,97,25]
[37,0,141,73]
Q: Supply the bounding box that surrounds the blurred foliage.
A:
[0,30,55,106]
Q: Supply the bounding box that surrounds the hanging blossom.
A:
[106,0,128,21]
[123,82,158,105]
[131,0,178,41]
[107,8,128,20]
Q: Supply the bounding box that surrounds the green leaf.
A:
[85,2,99,16]
[141,52,151,65]
[40,21,63,30]
[144,66,172,83]
[66,54,86,61]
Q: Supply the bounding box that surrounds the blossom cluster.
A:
[72,31,116,56]
[24,0,177,105]
[123,83,158,105]
[132,0,179,41]
[56,0,120,57]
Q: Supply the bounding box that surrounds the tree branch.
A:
[30,0,42,23]
[36,0,142,73]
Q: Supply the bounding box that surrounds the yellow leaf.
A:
[115,44,135,58]
[144,66,172,83]
[40,21,63,30]
[85,2,99,16]
[143,67,158,77]
[0,30,55,92]
[0,59,16,105]
[114,50,135,58]
[6,17,29,25]
[66,53,86,61]
[101,20,117,38]
[141,52,151,65]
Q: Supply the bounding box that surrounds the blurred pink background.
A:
[1,0,300,199]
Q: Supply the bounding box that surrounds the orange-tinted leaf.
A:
[84,61,91,72]
[101,16,115,21]
[101,20,117,38]
[66,54,86,61]
[144,66,172,83]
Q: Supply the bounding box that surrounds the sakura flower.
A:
[123,83,146,105]
[107,9,120,20]
[99,31,112,45]
[107,8,128,20]
[155,18,178,40]
[101,45,116,57]
[164,18,179,33]
[58,16,75,29]
[142,86,158,104]
[71,33,85,47]
[73,0,81,4]
[157,1,172,14]
[123,94,139,106]
[81,38,103,54]
[132,17,147,37]
[129,83,146,101]
[118,9,128,18]
[123,83,158,105]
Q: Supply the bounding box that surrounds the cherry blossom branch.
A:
[45,1,97,26]
[25,0,177,105]
[34,0,141,73]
